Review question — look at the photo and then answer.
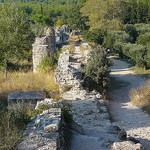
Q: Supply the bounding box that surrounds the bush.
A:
[125,24,138,43]
[146,44,150,68]
[136,33,150,45]
[122,43,147,68]
[134,23,150,34]
[83,29,106,45]
[83,46,110,96]
[103,30,130,52]
[113,41,124,58]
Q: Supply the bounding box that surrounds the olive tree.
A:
[84,46,110,96]
[0,4,34,78]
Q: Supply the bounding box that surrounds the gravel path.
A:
[108,57,150,149]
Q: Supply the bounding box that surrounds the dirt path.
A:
[108,57,150,149]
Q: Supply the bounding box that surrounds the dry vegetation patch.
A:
[0,70,60,149]
[130,80,150,113]
[0,71,59,105]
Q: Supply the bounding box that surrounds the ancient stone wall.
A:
[17,108,67,150]
[32,28,56,72]
[32,26,70,72]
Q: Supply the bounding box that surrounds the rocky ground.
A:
[108,56,150,150]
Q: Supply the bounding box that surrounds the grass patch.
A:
[0,71,59,105]
[130,66,150,80]
[129,80,150,114]
[110,76,131,90]
[0,70,60,148]
[69,46,75,55]
[0,105,31,149]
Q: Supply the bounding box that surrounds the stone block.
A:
[8,91,46,110]
[111,141,143,150]
[17,108,63,150]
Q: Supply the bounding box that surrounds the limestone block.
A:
[111,141,143,150]
[8,91,46,110]
[35,98,57,110]
[17,108,63,150]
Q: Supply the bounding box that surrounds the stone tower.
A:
[32,28,56,72]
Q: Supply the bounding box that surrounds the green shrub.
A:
[83,46,110,96]
[39,56,56,72]
[122,43,147,68]
[125,24,138,43]
[136,33,150,45]
[83,29,106,45]
[113,41,124,58]
[134,23,150,34]
[103,30,130,52]
[146,43,150,68]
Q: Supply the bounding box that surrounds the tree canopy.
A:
[0,4,34,77]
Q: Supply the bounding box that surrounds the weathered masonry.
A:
[32,28,56,72]
[32,25,70,72]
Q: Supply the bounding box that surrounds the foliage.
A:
[122,43,148,68]
[134,23,150,34]
[103,30,130,57]
[38,56,56,72]
[136,33,150,45]
[125,24,138,43]
[0,105,31,149]
[83,29,106,45]
[0,4,34,77]
[83,46,110,96]
[32,14,53,26]
[81,0,128,30]
[124,0,150,24]
[56,19,64,26]
[62,4,88,31]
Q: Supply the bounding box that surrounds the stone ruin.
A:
[55,25,70,45]
[32,28,56,72]
[7,31,144,149]
[32,25,70,72]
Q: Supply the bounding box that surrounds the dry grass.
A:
[0,71,59,105]
[69,46,75,54]
[0,105,31,149]
[130,80,150,113]
[69,35,83,42]
[0,70,59,149]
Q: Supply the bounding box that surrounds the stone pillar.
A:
[32,36,49,72]
[32,28,56,72]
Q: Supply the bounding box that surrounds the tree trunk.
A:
[4,60,7,79]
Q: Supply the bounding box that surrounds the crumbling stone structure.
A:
[32,26,70,72]
[8,91,46,110]
[32,28,56,72]
[17,108,69,150]
[55,25,70,45]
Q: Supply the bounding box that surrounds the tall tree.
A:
[81,0,129,30]
[62,4,88,31]
[0,4,34,77]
